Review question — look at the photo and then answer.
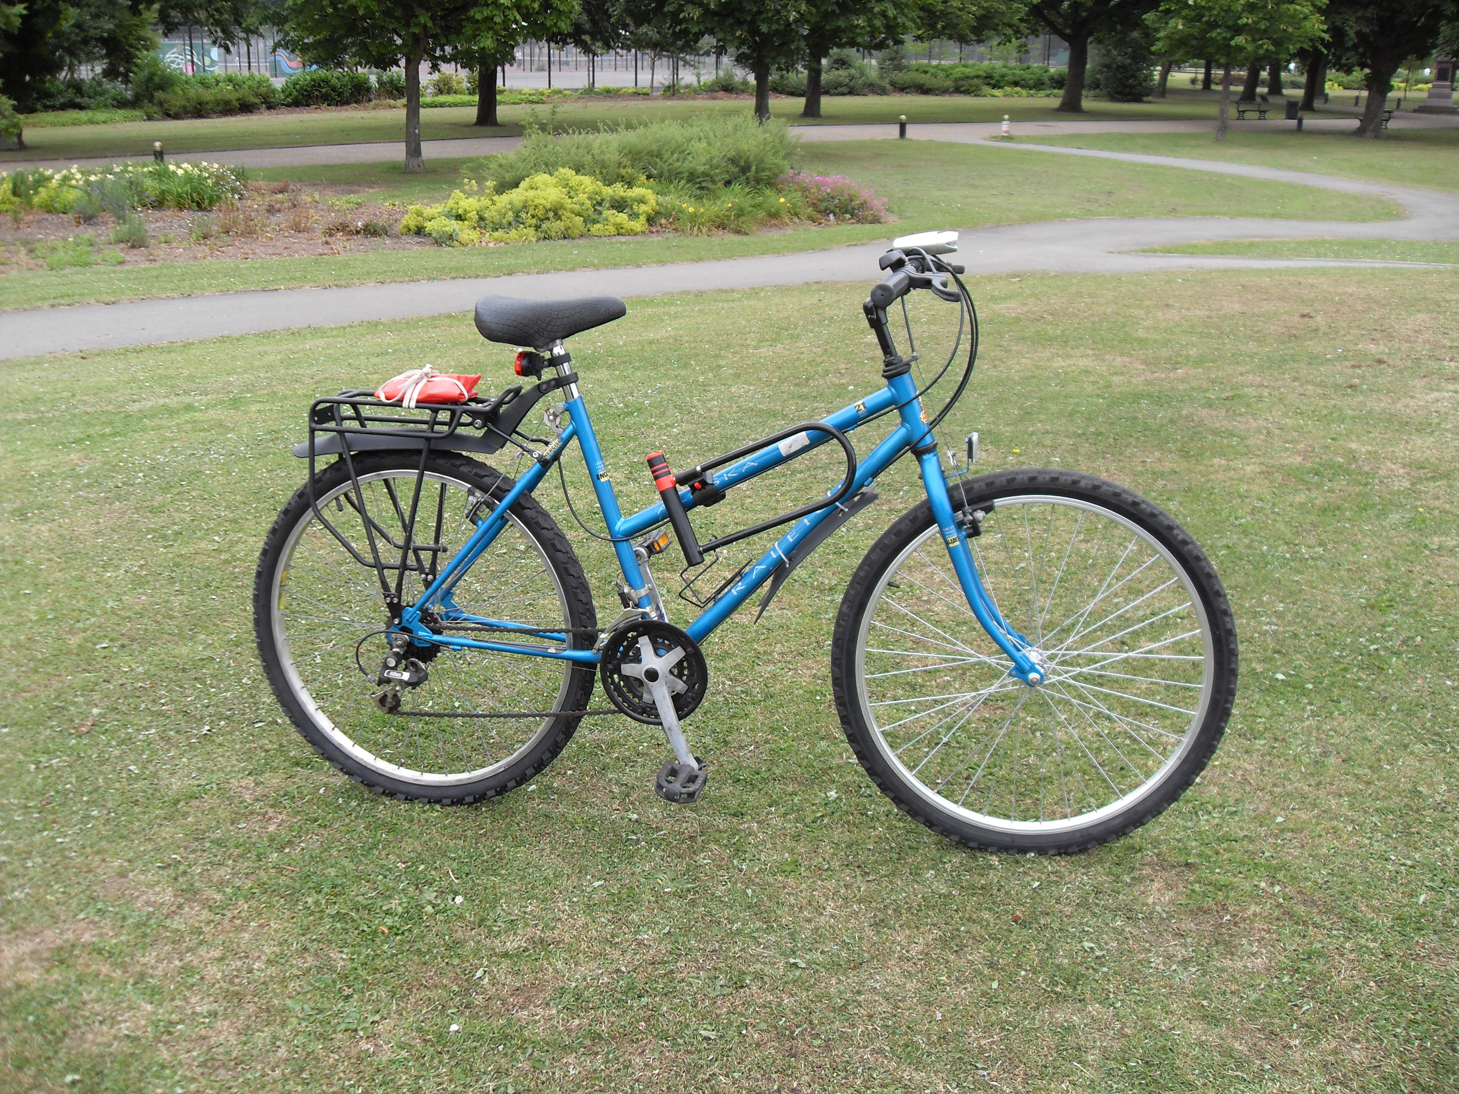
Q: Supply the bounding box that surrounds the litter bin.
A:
[1285,99,1300,120]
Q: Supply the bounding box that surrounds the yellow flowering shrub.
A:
[400,168,657,246]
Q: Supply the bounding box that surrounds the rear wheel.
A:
[253,452,597,803]
[832,469,1237,854]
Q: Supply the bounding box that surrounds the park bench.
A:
[1235,95,1270,120]
[1380,109,1394,130]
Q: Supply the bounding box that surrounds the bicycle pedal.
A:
[654,757,708,804]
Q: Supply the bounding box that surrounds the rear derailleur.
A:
[373,638,431,715]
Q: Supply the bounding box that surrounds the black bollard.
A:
[898,114,906,139]
[153,141,164,163]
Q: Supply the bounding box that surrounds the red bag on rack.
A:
[374,366,481,407]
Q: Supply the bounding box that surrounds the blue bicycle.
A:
[253,232,1238,854]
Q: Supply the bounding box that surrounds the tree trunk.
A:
[753,64,771,122]
[1217,66,1231,141]
[1239,62,1260,101]
[474,59,498,126]
[404,42,424,171]
[1355,64,1396,137]
[1057,34,1089,113]
[1155,59,1172,98]
[1267,59,1283,96]
[1299,49,1325,112]
[802,53,823,118]
[1202,59,1212,90]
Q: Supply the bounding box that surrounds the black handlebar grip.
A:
[869,269,912,308]
[647,451,704,566]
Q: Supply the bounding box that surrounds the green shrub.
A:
[770,70,806,96]
[279,70,373,108]
[654,182,797,235]
[375,70,406,99]
[148,73,280,119]
[900,62,1058,95]
[111,213,149,248]
[29,76,130,112]
[130,54,182,106]
[400,168,657,245]
[429,72,467,96]
[472,114,797,193]
[822,50,890,96]
[700,70,752,93]
[887,68,954,94]
[0,94,22,150]
[1090,31,1154,102]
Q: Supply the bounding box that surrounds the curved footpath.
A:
[3,140,1457,361]
[10,110,1456,172]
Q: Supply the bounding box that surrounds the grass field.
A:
[1,267,1455,1092]
[1031,126,1459,193]
[1138,238,1459,264]
[3,90,1235,164]
[0,140,1400,312]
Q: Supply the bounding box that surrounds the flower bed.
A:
[2,161,246,217]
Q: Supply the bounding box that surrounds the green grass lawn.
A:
[0,140,1398,312]
[1139,238,1459,264]
[1,267,1455,1092]
[1029,125,1459,193]
[4,89,1235,164]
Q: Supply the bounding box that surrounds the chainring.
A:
[599,620,707,726]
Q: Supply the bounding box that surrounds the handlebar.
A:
[863,249,966,377]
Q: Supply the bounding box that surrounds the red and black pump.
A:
[645,451,704,566]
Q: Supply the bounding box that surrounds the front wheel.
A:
[832,469,1237,854]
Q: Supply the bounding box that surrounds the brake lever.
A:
[926,273,962,303]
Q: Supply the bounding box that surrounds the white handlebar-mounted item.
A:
[892,230,959,255]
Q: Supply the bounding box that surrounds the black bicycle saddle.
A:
[473,295,627,349]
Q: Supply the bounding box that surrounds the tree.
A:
[449,0,577,127]
[51,0,156,82]
[284,0,570,169]
[799,0,906,118]
[1148,0,1325,139]
[668,0,805,120]
[1027,0,1159,112]
[1,0,69,110]
[1326,0,1457,136]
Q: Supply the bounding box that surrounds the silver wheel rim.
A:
[855,494,1214,836]
[270,468,576,786]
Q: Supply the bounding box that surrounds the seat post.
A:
[549,340,580,401]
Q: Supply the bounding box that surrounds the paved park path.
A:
[3,137,1457,360]
[16,112,1455,172]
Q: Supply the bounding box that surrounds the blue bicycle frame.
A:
[394,364,1042,685]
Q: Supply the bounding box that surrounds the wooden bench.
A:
[1380,108,1394,130]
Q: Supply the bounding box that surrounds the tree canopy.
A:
[1148,0,1325,137]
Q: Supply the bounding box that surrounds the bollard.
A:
[1002,114,1010,138]
[153,140,164,163]
[898,114,907,139]
[1296,113,1303,131]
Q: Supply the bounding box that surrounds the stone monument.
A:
[1415,57,1456,114]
